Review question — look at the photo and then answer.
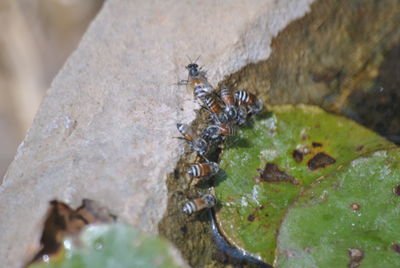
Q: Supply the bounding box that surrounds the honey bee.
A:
[178,59,214,100]
[203,95,232,124]
[182,193,217,215]
[221,87,235,106]
[202,123,236,142]
[187,161,219,177]
[204,95,223,114]
[177,123,208,157]
[235,90,263,115]
[194,84,213,100]
[235,105,248,125]
[220,87,238,121]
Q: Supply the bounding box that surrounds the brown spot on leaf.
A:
[307,152,336,170]
[391,243,400,255]
[258,163,299,185]
[247,214,256,222]
[292,149,304,163]
[283,249,299,258]
[356,145,364,151]
[393,185,400,196]
[302,135,309,141]
[351,203,361,211]
[312,142,323,148]
[348,248,364,268]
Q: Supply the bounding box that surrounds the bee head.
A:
[186,63,199,77]
[225,106,238,120]
[201,194,217,207]
[209,162,219,173]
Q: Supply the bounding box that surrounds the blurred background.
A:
[0,0,104,178]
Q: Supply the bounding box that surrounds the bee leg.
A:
[178,79,189,85]
[189,177,201,188]
[201,156,210,163]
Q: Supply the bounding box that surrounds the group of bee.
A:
[177,60,263,216]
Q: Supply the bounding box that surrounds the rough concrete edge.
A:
[205,0,315,86]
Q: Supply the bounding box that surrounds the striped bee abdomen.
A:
[182,194,217,215]
[205,95,222,114]
[221,87,235,106]
[187,162,219,177]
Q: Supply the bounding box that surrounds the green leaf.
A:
[28,223,185,268]
[214,104,394,263]
[276,149,400,267]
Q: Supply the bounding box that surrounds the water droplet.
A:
[63,239,72,250]
[94,241,104,251]
[42,255,50,263]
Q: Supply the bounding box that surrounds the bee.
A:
[204,95,223,114]
[194,84,213,100]
[203,95,232,124]
[177,123,208,157]
[187,161,219,178]
[235,105,248,125]
[182,194,217,215]
[235,90,263,115]
[202,123,236,142]
[220,87,238,122]
[178,59,214,100]
[221,87,235,106]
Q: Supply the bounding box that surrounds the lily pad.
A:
[214,104,395,263]
[276,149,400,267]
[28,223,185,268]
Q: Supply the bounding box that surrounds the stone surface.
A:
[0,0,314,267]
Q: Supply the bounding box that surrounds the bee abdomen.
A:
[182,200,198,215]
[176,123,193,141]
[194,84,212,100]
[221,87,235,106]
[182,194,217,215]
[187,162,219,177]
[205,96,222,114]
[235,90,249,105]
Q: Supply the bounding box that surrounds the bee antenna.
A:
[194,55,201,64]
[200,105,212,114]
[186,55,193,64]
